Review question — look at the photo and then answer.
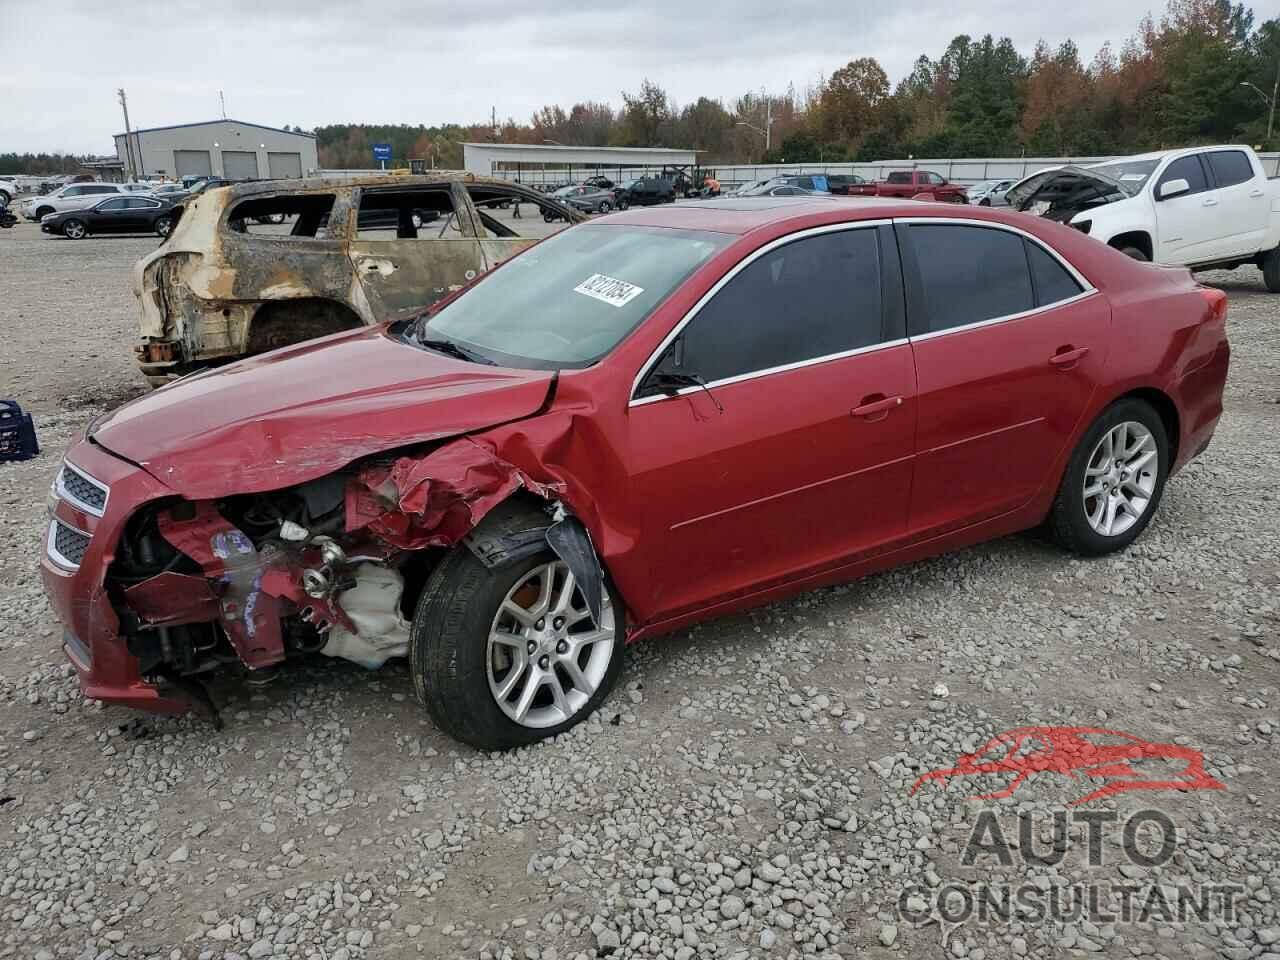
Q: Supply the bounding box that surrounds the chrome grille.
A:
[48,519,91,569]
[56,462,108,516]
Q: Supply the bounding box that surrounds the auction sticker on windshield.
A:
[573,274,644,308]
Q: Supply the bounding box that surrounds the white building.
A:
[113,119,319,181]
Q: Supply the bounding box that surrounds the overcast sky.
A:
[4,0,1165,155]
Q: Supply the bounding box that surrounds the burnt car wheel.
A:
[154,216,173,238]
[62,219,86,239]
[412,537,623,750]
[1048,399,1168,556]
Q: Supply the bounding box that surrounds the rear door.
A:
[347,183,486,318]
[463,184,576,271]
[899,219,1110,536]
[626,223,916,620]
[1204,149,1270,258]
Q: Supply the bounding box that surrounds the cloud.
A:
[3,0,1160,154]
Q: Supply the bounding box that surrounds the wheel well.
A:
[1116,387,1180,463]
[35,206,54,217]
[1108,231,1153,260]
[245,298,363,355]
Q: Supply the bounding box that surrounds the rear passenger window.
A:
[1157,155,1208,197]
[666,228,883,385]
[1025,241,1083,306]
[907,225,1033,333]
[357,188,460,240]
[1206,150,1253,189]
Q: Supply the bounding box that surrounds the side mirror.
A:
[1158,178,1190,200]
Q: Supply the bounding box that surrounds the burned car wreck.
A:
[132,173,584,386]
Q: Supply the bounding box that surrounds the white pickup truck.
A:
[1007,145,1280,291]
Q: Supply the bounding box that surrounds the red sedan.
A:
[41,198,1229,749]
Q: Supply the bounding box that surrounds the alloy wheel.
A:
[486,561,616,729]
[64,220,85,239]
[1083,421,1159,537]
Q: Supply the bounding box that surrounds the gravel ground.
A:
[0,219,1278,960]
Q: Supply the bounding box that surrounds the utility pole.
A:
[219,90,227,120]
[118,88,136,181]
[491,106,498,142]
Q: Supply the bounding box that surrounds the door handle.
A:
[851,395,903,420]
[1249,189,1264,197]
[1202,198,1219,206]
[1049,346,1090,368]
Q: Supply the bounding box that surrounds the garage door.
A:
[267,152,302,179]
[173,150,212,179]
[222,151,259,180]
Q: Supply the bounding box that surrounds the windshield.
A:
[420,224,732,369]
[1086,159,1160,193]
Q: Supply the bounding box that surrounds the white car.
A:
[967,178,1014,206]
[19,182,153,222]
[0,179,16,205]
[1006,145,1280,290]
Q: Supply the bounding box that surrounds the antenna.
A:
[219,90,227,119]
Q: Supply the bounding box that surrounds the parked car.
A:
[846,170,968,202]
[41,195,178,239]
[582,176,615,189]
[615,176,675,207]
[968,178,1015,206]
[825,174,868,195]
[0,178,16,204]
[1005,145,1280,289]
[727,180,830,198]
[132,174,585,385]
[19,182,151,221]
[545,184,616,218]
[44,197,1228,749]
[147,183,190,199]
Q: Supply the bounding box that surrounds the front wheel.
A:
[1116,245,1150,262]
[62,219,87,239]
[1048,399,1169,556]
[412,541,623,750]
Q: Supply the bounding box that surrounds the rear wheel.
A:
[62,219,86,239]
[412,535,623,751]
[597,200,612,214]
[1262,247,1280,293]
[1048,399,1169,556]
[154,216,173,238]
[1117,245,1149,262]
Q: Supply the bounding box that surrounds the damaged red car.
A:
[41,198,1229,750]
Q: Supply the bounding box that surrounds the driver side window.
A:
[1156,155,1209,198]
[642,227,885,394]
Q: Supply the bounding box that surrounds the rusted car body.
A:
[132,173,583,386]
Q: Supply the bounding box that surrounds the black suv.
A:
[617,177,675,208]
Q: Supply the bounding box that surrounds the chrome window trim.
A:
[55,461,109,517]
[47,518,90,571]
[628,218,893,405]
[896,216,1099,342]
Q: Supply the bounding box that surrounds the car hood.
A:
[1005,165,1133,211]
[90,325,555,499]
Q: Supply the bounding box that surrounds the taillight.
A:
[1198,287,1227,326]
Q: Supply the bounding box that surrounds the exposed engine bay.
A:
[1006,165,1134,224]
[102,439,603,721]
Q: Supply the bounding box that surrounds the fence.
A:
[318,153,1280,190]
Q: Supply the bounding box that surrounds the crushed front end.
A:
[40,432,561,724]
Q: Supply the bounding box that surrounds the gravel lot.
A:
[1,218,1278,960]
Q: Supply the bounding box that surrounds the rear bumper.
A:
[39,440,194,715]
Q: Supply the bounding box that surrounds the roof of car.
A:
[601,196,930,235]
[197,172,546,201]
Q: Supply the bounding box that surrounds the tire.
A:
[543,213,555,223]
[35,207,54,220]
[597,200,612,214]
[617,197,629,211]
[411,516,624,750]
[1262,247,1280,293]
[154,216,173,238]
[1048,398,1169,556]
[62,219,86,239]
[979,198,991,206]
[1117,245,1149,262]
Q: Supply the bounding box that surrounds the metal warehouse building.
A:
[113,119,318,181]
